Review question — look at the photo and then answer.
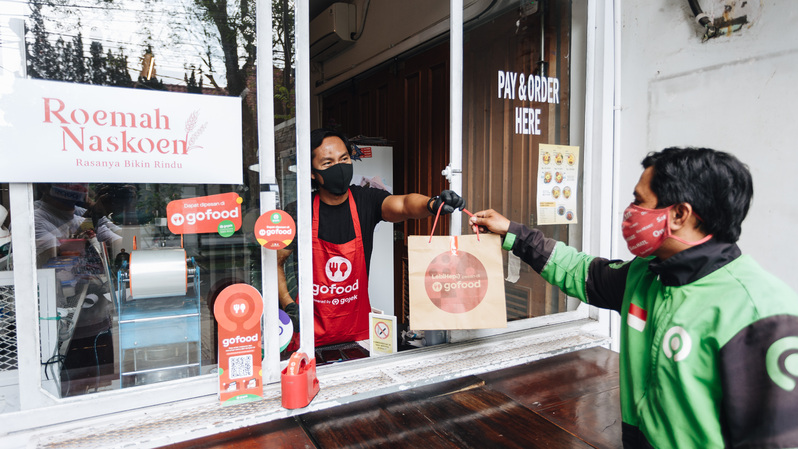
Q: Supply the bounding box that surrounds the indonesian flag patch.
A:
[628,303,647,332]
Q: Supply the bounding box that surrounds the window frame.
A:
[2,0,616,434]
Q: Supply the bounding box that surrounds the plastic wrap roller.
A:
[117,248,198,301]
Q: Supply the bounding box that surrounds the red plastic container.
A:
[281,352,320,409]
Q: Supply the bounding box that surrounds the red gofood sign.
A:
[167,192,242,235]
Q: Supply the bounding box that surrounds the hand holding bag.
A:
[408,205,507,330]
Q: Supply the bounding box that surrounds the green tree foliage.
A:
[189,0,256,97]
[26,2,56,80]
[71,31,86,82]
[273,0,294,91]
[26,2,132,87]
[88,41,106,85]
[272,0,294,123]
[108,50,133,88]
[185,68,203,94]
[183,0,294,115]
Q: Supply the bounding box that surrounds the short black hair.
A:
[642,147,753,243]
[309,128,353,190]
[310,128,353,158]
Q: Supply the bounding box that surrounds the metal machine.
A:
[115,247,201,387]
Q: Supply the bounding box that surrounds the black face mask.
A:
[314,162,353,195]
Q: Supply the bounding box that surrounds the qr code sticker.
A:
[229,354,253,379]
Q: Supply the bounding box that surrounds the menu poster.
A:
[536,144,580,225]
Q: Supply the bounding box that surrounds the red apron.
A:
[292,191,372,348]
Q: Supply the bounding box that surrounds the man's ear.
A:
[669,203,693,231]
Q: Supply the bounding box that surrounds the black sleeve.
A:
[719,314,798,448]
[584,258,632,313]
[508,221,557,273]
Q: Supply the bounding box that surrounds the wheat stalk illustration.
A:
[185,110,199,134]
[184,110,207,152]
[187,122,207,152]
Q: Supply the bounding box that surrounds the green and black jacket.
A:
[505,221,798,449]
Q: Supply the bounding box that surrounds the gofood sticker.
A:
[214,284,263,406]
[255,210,296,250]
[167,192,243,236]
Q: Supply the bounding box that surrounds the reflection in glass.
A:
[9,0,286,396]
[31,182,266,396]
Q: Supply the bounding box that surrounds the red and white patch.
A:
[628,303,647,332]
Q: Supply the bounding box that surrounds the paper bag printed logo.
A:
[325,256,352,282]
[424,251,489,313]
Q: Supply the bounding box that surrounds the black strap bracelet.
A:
[427,196,439,214]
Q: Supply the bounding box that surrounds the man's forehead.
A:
[313,137,348,159]
[634,167,657,198]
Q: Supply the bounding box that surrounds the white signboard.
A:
[0,78,243,184]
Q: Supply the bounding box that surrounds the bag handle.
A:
[428,202,479,243]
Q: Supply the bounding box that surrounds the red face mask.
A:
[621,203,712,257]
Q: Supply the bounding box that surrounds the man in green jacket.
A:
[469,147,798,448]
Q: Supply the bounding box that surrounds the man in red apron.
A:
[277,128,464,347]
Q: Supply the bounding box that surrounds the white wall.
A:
[618,0,798,291]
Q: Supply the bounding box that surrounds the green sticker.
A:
[270,212,282,223]
[218,220,235,238]
[222,394,262,406]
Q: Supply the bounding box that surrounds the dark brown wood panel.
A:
[479,346,620,409]
[300,375,594,449]
[538,388,622,449]
[478,347,622,449]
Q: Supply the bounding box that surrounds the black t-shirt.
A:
[284,185,391,274]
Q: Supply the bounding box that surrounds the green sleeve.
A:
[539,241,595,302]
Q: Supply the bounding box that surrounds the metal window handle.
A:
[441,165,462,182]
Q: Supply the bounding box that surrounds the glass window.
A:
[0,0,286,400]
[462,0,582,322]
[316,1,585,348]
[0,0,595,430]
[31,182,263,396]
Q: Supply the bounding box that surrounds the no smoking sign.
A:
[369,313,397,357]
[374,321,390,340]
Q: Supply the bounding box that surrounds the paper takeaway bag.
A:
[408,233,507,330]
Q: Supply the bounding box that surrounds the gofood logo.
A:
[325,256,352,282]
[167,192,242,235]
[424,252,489,314]
[222,333,259,348]
[170,207,238,226]
[431,279,483,293]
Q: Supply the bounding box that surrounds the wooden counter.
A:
[165,346,621,448]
